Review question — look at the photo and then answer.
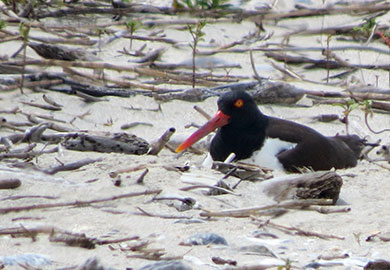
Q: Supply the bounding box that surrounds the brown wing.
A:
[265,117,361,171]
[265,117,326,143]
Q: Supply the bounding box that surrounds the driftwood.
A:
[265,51,390,71]
[148,127,175,155]
[200,199,334,218]
[29,42,99,61]
[43,158,102,175]
[364,259,390,270]
[212,161,272,181]
[261,171,343,204]
[0,225,140,249]
[62,133,149,155]
[0,189,162,214]
[156,80,305,104]
[252,217,345,240]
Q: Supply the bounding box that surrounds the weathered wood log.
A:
[156,80,305,104]
[364,259,390,270]
[62,133,149,155]
[261,171,343,204]
[29,42,99,61]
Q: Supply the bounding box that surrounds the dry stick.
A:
[148,127,176,155]
[20,111,67,123]
[250,49,263,81]
[136,168,149,184]
[1,195,59,201]
[0,36,21,44]
[26,114,75,133]
[32,2,390,21]
[44,158,102,175]
[364,113,390,134]
[95,236,140,245]
[200,199,334,218]
[347,90,390,101]
[0,189,162,214]
[268,59,302,80]
[252,217,345,240]
[123,34,177,45]
[20,101,62,111]
[5,59,217,88]
[74,90,108,103]
[136,207,192,219]
[179,184,239,196]
[121,122,153,130]
[198,44,390,57]
[306,205,351,214]
[193,105,211,120]
[42,94,63,108]
[260,2,390,20]
[0,79,63,92]
[0,225,139,245]
[110,164,149,178]
[312,98,390,112]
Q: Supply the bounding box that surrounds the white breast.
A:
[242,138,296,170]
[202,138,296,170]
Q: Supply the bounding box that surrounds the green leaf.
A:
[0,20,6,30]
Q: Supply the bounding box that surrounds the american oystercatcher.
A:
[176,90,365,172]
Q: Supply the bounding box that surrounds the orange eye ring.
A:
[234,99,244,108]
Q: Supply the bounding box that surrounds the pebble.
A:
[183,232,228,246]
[138,260,191,270]
[0,254,51,267]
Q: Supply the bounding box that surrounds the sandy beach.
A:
[1,1,390,269]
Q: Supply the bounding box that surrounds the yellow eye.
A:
[234,99,244,108]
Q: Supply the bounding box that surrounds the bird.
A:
[175,90,365,172]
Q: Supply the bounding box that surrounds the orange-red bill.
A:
[175,110,230,153]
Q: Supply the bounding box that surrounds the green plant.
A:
[125,19,141,50]
[278,258,293,270]
[188,20,206,88]
[19,22,30,94]
[333,99,360,135]
[353,17,376,37]
[0,20,6,30]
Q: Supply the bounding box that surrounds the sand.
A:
[1,0,390,269]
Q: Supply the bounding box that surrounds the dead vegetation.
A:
[1,0,390,269]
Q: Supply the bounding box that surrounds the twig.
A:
[0,189,162,214]
[253,217,345,240]
[121,122,153,130]
[193,105,211,120]
[0,79,63,92]
[179,184,239,196]
[148,127,175,155]
[42,94,63,108]
[136,207,192,219]
[43,158,102,175]
[364,113,390,134]
[136,168,149,184]
[200,199,333,218]
[20,101,62,111]
[305,205,351,214]
[95,236,140,245]
[249,49,264,81]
